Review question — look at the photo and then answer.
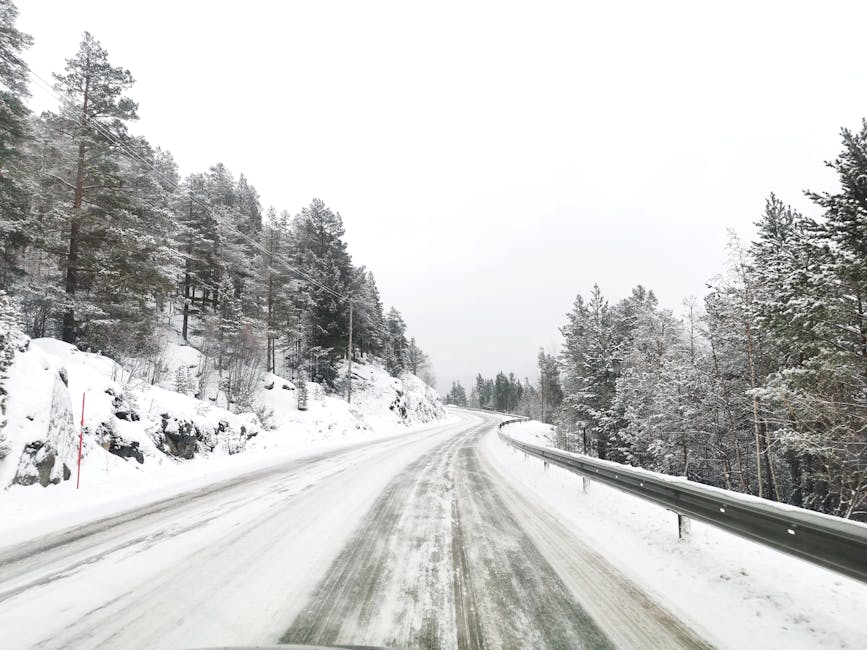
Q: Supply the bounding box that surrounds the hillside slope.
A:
[0,332,445,495]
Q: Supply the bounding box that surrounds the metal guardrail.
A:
[497,418,867,584]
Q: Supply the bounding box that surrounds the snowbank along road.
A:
[0,411,708,649]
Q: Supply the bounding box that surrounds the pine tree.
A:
[84,141,178,360]
[287,198,353,385]
[807,122,867,367]
[474,373,493,409]
[384,307,408,376]
[350,268,385,358]
[407,337,431,378]
[446,380,468,406]
[507,373,523,412]
[560,285,617,457]
[261,206,298,372]
[0,290,24,459]
[50,32,139,344]
[0,0,33,288]
[175,173,219,341]
[537,350,562,424]
[14,116,67,338]
[493,371,509,411]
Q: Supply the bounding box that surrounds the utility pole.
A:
[347,300,353,403]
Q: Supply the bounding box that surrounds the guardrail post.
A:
[677,513,691,539]
[582,476,590,493]
[543,460,549,471]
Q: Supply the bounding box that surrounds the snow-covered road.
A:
[0,411,705,649]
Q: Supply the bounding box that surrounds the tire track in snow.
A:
[452,438,612,649]
[282,429,469,648]
[477,432,713,649]
[3,419,469,650]
[450,497,484,650]
[281,420,614,649]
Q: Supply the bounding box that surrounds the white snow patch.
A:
[0,336,449,547]
[483,421,867,650]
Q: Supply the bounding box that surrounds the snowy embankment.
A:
[0,333,447,546]
[484,420,867,650]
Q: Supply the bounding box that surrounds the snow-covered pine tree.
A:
[446,380,467,406]
[81,142,178,364]
[468,385,480,409]
[350,267,385,360]
[258,208,301,375]
[755,123,867,518]
[559,285,617,457]
[383,307,408,376]
[537,350,562,426]
[13,117,68,338]
[516,378,541,421]
[49,32,139,345]
[175,173,220,341]
[286,199,353,386]
[0,290,24,459]
[408,337,431,377]
[807,122,867,368]
[0,0,33,289]
[474,374,492,410]
[493,371,509,411]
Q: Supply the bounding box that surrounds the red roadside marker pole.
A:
[76,392,85,489]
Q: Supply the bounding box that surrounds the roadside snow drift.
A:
[0,334,445,494]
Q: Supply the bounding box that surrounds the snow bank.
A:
[32,339,260,467]
[0,336,445,493]
[251,361,446,451]
[485,422,867,649]
[337,360,446,431]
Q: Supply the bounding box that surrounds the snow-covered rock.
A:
[337,361,446,432]
[0,339,265,489]
[144,385,259,459]
[0,339,77,488]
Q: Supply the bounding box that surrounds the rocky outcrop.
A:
[8,356,77,488]
[152,413,257,460]
[12,440,71,487]
[105,387,140,422]
[389,388,409,419]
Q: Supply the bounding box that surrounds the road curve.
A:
[0,411,708,649]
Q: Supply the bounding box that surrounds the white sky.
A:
[15,0,866,392]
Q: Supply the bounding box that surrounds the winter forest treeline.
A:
[453,135,867,520]
[0,6,434,411]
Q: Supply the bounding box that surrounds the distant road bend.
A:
[0,411,709,649]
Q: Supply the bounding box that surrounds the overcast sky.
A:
[15,1,867,392]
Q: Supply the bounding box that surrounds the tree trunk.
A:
[857,289,867,376]
[787,452,803,508]
[62,141,87,344]
[744,319,764,498]
[63,61,90,345]
[266,229,274,372]
[762,425,781,501]
[182,203,193,341]
[709,335,746,491]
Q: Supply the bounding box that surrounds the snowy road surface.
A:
[0,411,707,649]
